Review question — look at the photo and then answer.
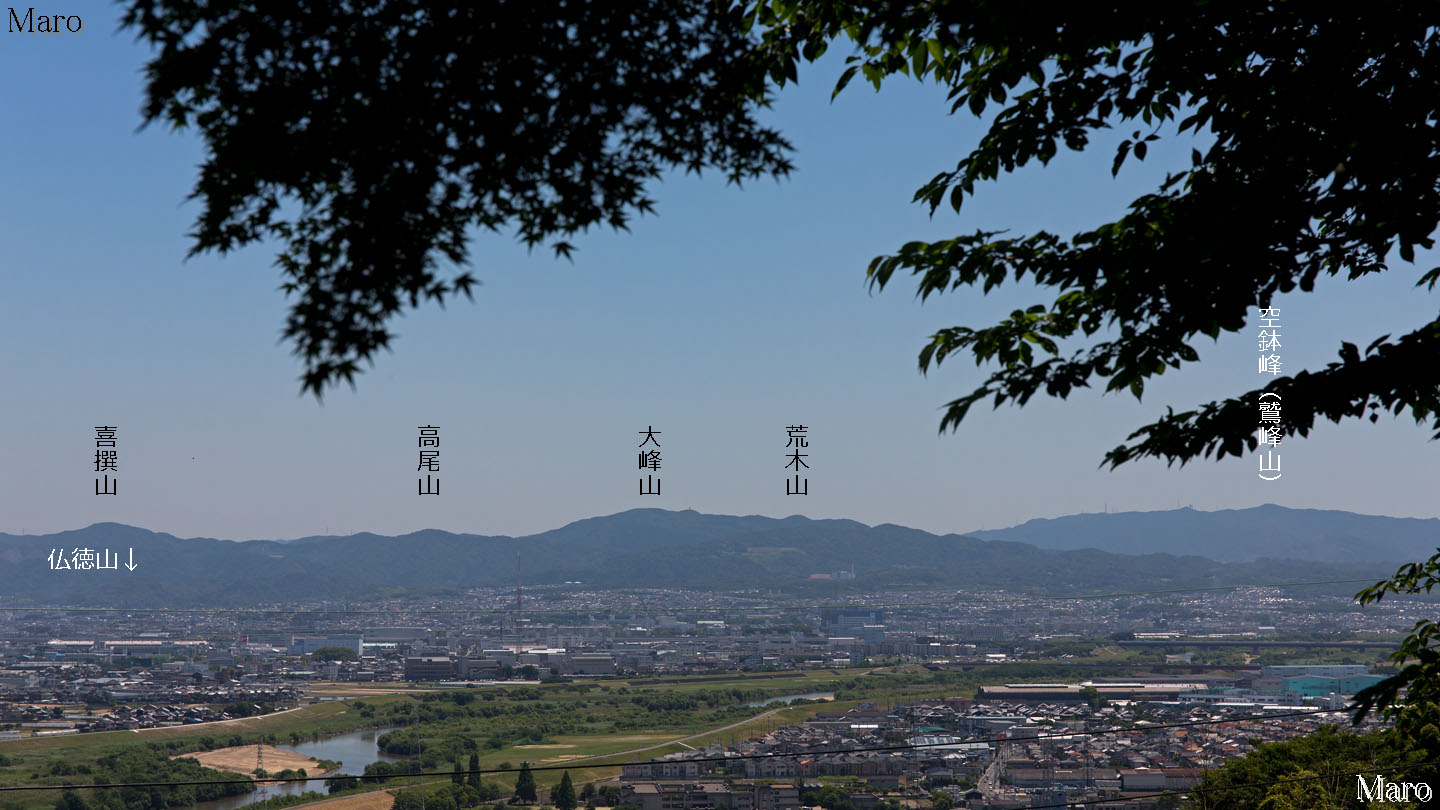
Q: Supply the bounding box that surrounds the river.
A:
[189,728,404,810]
[743,691,835,707]
[190,694,833,810]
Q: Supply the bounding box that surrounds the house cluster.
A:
[0,660,303,734]
[619,694,1371,810]
[620,782,800,810]
[78,702,237,732]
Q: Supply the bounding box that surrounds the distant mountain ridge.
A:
[0,506,1413,607]
[965,504,1440,563]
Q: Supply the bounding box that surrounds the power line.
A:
[0,707,1354,793]
[484,707,1349,773]
[5,753,1428,810]
[0,578,1395,617]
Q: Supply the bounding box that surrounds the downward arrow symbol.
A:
[125,547,137,571]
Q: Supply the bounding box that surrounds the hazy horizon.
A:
[6,502,1436,545]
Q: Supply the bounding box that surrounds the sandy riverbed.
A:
[174,744,335,776]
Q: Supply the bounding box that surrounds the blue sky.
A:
[2,5,1437,541]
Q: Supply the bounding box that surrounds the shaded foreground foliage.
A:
[751,1,1440,467]
[1181,709,1440,809]
[121,0,792,397]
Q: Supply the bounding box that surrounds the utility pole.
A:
[514,551,523,638]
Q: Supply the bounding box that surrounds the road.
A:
[977,744,1003,800]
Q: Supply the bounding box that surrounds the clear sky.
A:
[2,5,1436,541]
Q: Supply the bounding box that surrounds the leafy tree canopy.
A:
[552,771,576,810]
[514,763,537,804]
[121,0,1440,720]
[751,0,1440,467]
[1184,723,1428,810]
[467,753,483,791]
[751,3,1440,721]
[310,646,358,662]
[121,0,792,397]
[123,0,1439,451]
[1353,560,1440,724]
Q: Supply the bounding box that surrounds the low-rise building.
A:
[403,656,454,681]
[621,782,798,810]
